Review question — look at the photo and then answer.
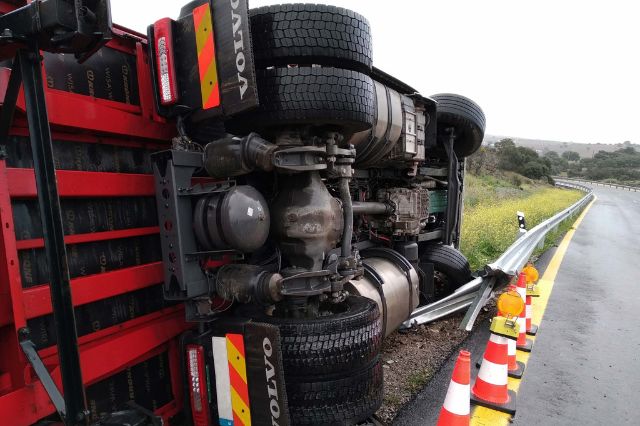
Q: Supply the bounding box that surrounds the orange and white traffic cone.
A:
[496,285,526,378]
[515,274,533,352]
[436,350,470,426]
[506,338,525,379]
[471,333,517,414]
[522,264,540,336]
[525,294,538,336]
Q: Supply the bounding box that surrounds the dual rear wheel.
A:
[231,4,486,158]
[239,296,383,425]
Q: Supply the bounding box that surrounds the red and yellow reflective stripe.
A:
[192,3,220,109]
[226,333,251,426]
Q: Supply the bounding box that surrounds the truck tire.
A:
[419,244,472,299]
[226,67,375,135]
[431,93,486,158]
[286,359,384,425]
[249,4,372,73]
[239,295,382,377]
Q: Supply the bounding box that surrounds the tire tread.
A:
[228,67,375,133]
[286,359,384,425]
[250,3,373,73]
[432,93,486,157]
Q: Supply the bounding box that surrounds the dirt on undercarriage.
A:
[376,304,495,423]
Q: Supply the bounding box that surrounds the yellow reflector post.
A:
[523,264,541,296]
[491,291,525,339]
[497,290,524,317]
[522,264,539,283]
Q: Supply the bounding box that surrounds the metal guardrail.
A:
[553,176,639,192]
[401,180,594,331]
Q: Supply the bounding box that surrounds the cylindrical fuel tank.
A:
[345,248,419,336]
[349,81,403,168]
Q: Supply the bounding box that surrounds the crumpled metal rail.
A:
[401,181,594,331]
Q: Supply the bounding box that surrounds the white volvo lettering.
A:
[230,0,248,99]
[263,337,281,425]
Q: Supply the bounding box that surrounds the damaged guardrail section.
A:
[401,180,594,331]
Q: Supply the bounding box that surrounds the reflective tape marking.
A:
[212,336,234,425]
[226,333,251,426]
[477,359,508,386]
[443,381,471,415]
[193,3,220,109]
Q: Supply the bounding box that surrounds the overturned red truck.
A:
[0,1,485,425]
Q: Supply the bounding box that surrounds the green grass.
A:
[460,174,583,270]
[406,369,432,393]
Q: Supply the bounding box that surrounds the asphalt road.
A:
[394,185,640,425]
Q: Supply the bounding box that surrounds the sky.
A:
[111,0,640,144]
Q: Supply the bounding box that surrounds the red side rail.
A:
[0,6,187,424]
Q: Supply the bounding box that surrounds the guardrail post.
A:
[516,211,527,239]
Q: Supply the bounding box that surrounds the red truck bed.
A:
[0,3,185,424]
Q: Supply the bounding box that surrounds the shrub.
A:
[522,161,549,179]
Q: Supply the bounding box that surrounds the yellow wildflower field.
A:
[460,179,583,270]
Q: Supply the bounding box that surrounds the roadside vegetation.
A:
[563,146,640,186]
[467,138,554,180]
[460,172,583,270]
[472,137,640,186]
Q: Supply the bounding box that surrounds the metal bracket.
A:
[272,145,327,171]
[184,249,243,262]
[19,329,67,420]
[459,277,496,331]
[152,150,210,300]
[442,130,460,246]
[95,401,163,426]
[279,269,332,296]
[0,0,112,63]
[177,181,235,197]
[401,277,484,328]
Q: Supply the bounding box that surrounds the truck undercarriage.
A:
[0,1,485,425]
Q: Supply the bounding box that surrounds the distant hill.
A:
[483,135,639,158]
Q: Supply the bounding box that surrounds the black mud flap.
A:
[209,0,259,117]
[244,322,290,426]
[186,320,290,426]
